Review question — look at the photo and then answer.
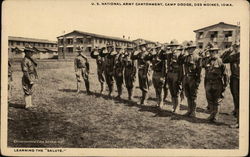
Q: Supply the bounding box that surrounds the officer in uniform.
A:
[202,46,229,122]
[151,44,166,107]
[180,43,202,117]
[131,41,152,105]
[91,46,106,94]
[124,46,137,100]
[221,42,240,128]
[104,43,116,97]
[113,45,124,99]
[21,46,38,109]
[74,46,90,94]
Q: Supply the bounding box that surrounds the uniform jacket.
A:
[21,56,38,83]
[74,54,89,71]
[202,55,229,87]
[221,50,240,79]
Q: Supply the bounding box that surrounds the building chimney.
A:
[123,35,125,39]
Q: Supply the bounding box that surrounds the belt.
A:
[205,78,221,83]
[185,73,196,77]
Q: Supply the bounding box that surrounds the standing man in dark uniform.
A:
[21,46,38,109]
[74,46,90,94]
[104,43,116,97]
[202,46,229,122]
[113,45,124,99]
[180,43,202,117]
[91,46,106,94]
[165,43,183,113]
[221,43,240,128]
[132,41,152,105]
[151,44,166,107]
[124,46,137,100]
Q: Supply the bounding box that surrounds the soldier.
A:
[180,43,202,117]
[221,43,240,128]
[124,46,137,100]
[113,45,124,99]
[202,46,229,122]
[103,43,116,97]
[131,41,152,105]
[74,46,90,94]
[90,46,106,94]
[8,60,13,102]
[21,46,38,109]
[151,44,166,107]
[164,42,183,113]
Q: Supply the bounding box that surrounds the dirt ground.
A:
[7,58,239,149]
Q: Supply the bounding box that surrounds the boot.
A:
[189,100,196,117]
[140,91,148,105]
[172,97,180,113]
[116,85,122,99]
[108,84,114,97]
[85,81,91,94]
[128,88,133,100]
[230,110,239,128]
[76,82,80,93]
[100,83,104,94]
[207,105,218,122]
[184,98,191,116]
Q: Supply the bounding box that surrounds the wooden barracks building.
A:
[8,36,58,59]
[57,30,136,59]
[194,22,240,50]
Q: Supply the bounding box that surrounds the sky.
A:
[2,0,248,44]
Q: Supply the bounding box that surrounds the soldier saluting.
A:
[113,45,124,99]
[21,45,38,109]
[180,43,202,117]
[202,46,229,122]
[91,46,106,94]
[160,41,183,112]
[151,44,166,108]
[103,43,116,97]
[74,46,90,94]
[221,42,240,128]
[124,46,137,101]
[131,41,152,105]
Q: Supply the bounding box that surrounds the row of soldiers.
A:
[14,41,239,128]
[74,41,239,128]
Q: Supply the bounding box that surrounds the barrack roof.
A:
[193,22,239,32]
[57,30,133,43]
[9,36,57,44]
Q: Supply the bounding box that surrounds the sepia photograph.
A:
[1,0,249,156]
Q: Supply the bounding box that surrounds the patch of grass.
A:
[8,60,238,148]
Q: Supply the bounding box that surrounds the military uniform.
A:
[124,49,137,100]
[202,48,229,122]
[91,47,106,93]
[74,48,90,94]
[166,48,183,112]
[21,46,38,108]
[151,48,166,107]
[221,46,240,127]
[132,43,152,105]
[180,46,202,116]
[114,52,124,98]
[104,49,115,97]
